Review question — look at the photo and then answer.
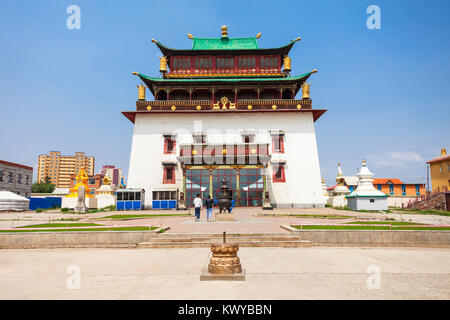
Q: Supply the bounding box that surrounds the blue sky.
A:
[0,0,449,187]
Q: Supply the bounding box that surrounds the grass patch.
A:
[18,223,101,228]
[391,208,450,216]
[293,214,353,219]
[293,225,450,231]
[344,221,424,225]
[0,226,157,233]
[98,214,191,219]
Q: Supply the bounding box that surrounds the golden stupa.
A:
[66,167,93,198]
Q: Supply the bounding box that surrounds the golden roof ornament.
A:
[137,83,146,100]
[283,55,291,73]
[221,25,228,37]
[255,32,261,39]
[187,33,193,39]
[159,56,168,73]
[103,175,111,186]
[441,148,447,156]
[302,82,311,99]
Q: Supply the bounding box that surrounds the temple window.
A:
[216,57,234,70]
[273,165,286,183]
[172,56,191,71]
[194,56,213,71]
[8,172,13,183]
[163,166,176,184]
[0,170,3,182]
[238,56,256,69]
[261,88,279,99]
[401,185,406,195]
[17,174,22,184]
[260,56,279,69]
[164,136,177,154]
[272,136,284,153]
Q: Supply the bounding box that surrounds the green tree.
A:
[31,175,55,193]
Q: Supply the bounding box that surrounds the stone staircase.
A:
[407,191,447,211]
[137,232,312,248]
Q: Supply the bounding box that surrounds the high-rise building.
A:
[37,151,94,188]
[123,26,326,208]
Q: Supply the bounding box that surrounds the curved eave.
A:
[155,41,295,57]
[136,71,314,96]
[122,109,327,124]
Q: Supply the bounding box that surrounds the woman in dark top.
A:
[205,195,214,222]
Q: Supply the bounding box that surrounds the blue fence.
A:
[28,197,62,210]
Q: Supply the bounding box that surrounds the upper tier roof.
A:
[151,26,300,56]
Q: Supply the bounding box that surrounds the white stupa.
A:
[95,176,116,209]
[347,160,388,211]
[0,191,30,211]
[327,162,350,207]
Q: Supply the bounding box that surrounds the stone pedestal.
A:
[263,198,273,210]
[200,232,245,281]
[178,199,187,210]
[215,213,235,221]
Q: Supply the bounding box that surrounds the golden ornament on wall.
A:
[196,105,201,110]
[247,105,252,110]
[296,104,302,109]
[192,150,197,155]
[147,106,152,111]
[171,105,176,110]
[272,105,277,110]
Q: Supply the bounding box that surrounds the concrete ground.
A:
[0,247,449,299]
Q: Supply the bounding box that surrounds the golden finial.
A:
[255,32,261,39]
[441,148,447,156]
[294,37,301,42]
[311,69,318,74]
[151,38,157,43]
[362,159,367,166]
[132,71,138,75]
[221,25,228,37]
[137,82,146,100]
[338,162,341,166]
[187,33,193,39]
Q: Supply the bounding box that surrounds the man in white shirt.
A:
[193,193,202,221]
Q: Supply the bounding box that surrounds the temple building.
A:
[123,26,327,208]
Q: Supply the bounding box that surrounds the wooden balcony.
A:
[136,99,312,111]
[177,143,271,165]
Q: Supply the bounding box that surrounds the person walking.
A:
[193,193,202,222]
[205,195,214,222]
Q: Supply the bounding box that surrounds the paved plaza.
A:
[0,247,449,299]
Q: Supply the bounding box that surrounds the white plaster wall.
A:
[327,195,347,208]
[387,196,418,208]
[127,112,324,208]
[347,197,388,211]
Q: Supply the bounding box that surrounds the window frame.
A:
[163,136,177,154]
[163,166,176,184]
[272,164,286,183]
[272,135,285,154]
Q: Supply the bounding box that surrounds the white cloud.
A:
[389,152,424,162]
[368,151,425,167]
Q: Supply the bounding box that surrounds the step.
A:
[137,240,312,249]
[144,237,301,244]
[156,232,290,239]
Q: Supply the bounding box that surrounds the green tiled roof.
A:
[192,37,259,50]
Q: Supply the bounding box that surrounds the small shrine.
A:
[321,178,329,202]
[327,163,350,207]
[61,167,97,209]
[95,175,116,209]
[347,160,388,211]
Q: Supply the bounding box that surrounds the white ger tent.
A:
[0,191,30,211]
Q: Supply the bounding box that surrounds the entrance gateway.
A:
[123,25,327,209]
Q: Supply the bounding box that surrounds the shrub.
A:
[60,207,70,213]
